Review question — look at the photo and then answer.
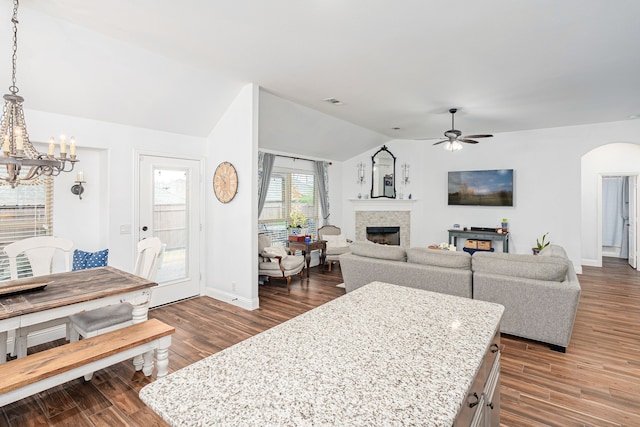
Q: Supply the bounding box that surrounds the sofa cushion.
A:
[262,245,288,260]
[349,241,406,261]
[323,234,349,249]
[472,252,569,282]
[407,248,471,269]
[539,244,568,259]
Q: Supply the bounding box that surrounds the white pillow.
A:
[262,244,288,261]
[323,234,349,248]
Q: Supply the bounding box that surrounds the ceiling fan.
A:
[421,108,493,151]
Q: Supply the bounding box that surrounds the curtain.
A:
[314,160,330,226]
[620,176,630,258]
[602,177,623,247]
[257,152,275,216]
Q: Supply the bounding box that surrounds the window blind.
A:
[259,170,318,245]
[0,177,54,280]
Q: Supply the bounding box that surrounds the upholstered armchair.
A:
[258,233,305,292]
[318,225,351,271]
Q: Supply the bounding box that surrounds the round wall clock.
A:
[213,161,238,203]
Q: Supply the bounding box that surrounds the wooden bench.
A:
[0,319,174,407]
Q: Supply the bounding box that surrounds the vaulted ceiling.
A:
[1,0,639,161]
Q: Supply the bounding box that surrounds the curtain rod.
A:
[275,154,332,165]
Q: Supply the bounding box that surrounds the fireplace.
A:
[355,211,410,248]
[366,226,400,245]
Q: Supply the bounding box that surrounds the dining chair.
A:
[67,237,163,378]
[4,236,74,280]
[3,236,74,359]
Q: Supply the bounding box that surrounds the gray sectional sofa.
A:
[340,242,581,352]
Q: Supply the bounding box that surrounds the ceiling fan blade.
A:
[461,134,493,139]
[458,138,479,144]
[414,137,446,141]
[432,140,448,146]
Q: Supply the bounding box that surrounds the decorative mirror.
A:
[371,145,396,199]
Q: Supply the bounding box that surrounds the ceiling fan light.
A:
[443,141,463,152]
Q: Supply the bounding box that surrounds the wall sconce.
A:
[71,171,85,200]
[357,162,366,185]
[401,163,410,185]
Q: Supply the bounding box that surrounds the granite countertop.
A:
[140,282,504,426]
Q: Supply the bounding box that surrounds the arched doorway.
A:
[581,143,640,268]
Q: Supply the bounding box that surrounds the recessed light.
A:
[323,97,343,105]
[628,114,639,120]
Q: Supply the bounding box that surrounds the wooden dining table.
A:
[0,266,157,364]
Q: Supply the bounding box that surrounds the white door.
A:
[629,176,638,269]
[139,155,201,307]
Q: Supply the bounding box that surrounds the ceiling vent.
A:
[323,97,343,105]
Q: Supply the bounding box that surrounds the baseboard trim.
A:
[204,288,259,311]
[581,259,601,268]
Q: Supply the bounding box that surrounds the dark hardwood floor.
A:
[1,258,639,426]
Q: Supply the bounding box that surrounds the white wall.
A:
[581,143,640,266]
[341,119,640,273]
[205,84,260,309]
[26,108,206,272]
[51,146,108,252]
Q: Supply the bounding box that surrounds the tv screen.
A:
[448,169,514,206]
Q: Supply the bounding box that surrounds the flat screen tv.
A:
[448,169,513,206]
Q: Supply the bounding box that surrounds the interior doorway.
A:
[600,174,638,269]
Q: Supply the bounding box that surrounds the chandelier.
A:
[0,0,78,188]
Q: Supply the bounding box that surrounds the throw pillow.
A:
[262,245,288,261]
[323,234,349,248]
[407,247,471,269]
[72,248,109,271]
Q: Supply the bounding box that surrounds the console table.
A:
[448,229,510,253]
[287,239,326,275]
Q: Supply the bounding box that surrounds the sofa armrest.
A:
[473,271,581,348]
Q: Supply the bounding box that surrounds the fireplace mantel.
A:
[349,199,416,212]
[348,199,417,202]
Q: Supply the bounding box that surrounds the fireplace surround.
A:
[355,211,410,247]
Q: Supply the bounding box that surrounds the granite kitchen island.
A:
[140,282,504,426]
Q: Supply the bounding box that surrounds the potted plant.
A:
[289,211,308,236]
[532,232,550,255]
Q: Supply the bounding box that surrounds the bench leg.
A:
[131,302,150,372]
[0,331,6,364]
[142,350,154,376]
[156,336,171,378]
[15,329,28,359]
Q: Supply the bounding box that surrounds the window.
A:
[259,169,318,245]
[0,177,54,280]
